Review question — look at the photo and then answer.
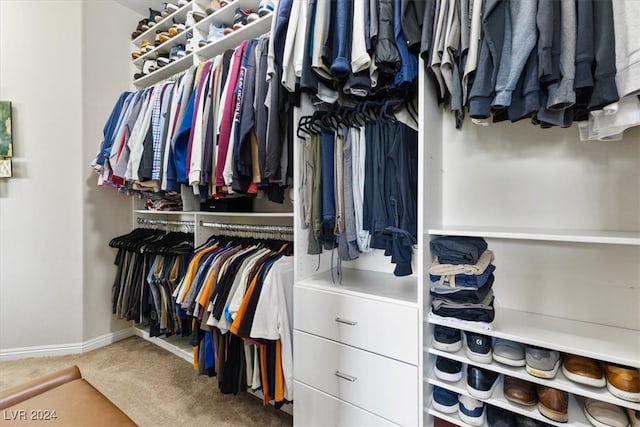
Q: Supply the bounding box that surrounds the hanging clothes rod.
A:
[137,217,194,227]
[200,221,294,236]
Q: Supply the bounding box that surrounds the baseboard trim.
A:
[0,328,135,361]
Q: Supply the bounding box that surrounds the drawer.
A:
[294,285,418,364]
[294,381,398,427]
[294,330,418,426]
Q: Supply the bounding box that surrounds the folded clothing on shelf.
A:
[430,264,496,288]
[427,312,494,331]
[431,291,495,323]
[431,274,494,304]
[430,249,495,276]
[431,236,488,265]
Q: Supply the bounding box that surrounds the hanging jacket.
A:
[573,0,595,121]
[392,0,418,89]
[588,0,618,110]
[95,91,132,167]
[537,0,561,84]
[375,0,401,76]
[401,0,425,53]
[468,0,506,119]
[612,0,640,98]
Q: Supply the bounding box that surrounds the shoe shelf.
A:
[193,0,262,34]
[132,1,193,47]
[425,308,640,368]
[424,406,476,427]
[132,324,192,363]
[427,226,640,245]
[134,52,193,88]
[133,28,193,67]
[194,13,273,62]
[425,370,592,427]
[425,346,640,412]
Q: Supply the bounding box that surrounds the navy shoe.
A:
[465,332,493,363]
[467,365,499,399]
[433,325,462,352]
[432,385,459,414]
[487,405,518,427]
[435,356,463,382]
[458,394,486,426]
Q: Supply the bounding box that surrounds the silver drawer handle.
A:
[334,370,357,382]
[335,317,358,326]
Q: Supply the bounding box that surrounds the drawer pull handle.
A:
[335,317,358,326]
[335,371,357,382]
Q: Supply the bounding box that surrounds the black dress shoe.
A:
[487,405,517,427]
[467,365,499,399]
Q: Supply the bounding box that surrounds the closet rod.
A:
[137,217,195,226]
[200,221,294,235]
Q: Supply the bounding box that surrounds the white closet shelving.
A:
[120,1,294,415]
[421,54,640,425]
[131,0,273,88]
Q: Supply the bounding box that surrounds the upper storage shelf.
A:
[427,226,640,245]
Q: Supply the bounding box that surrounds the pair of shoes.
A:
[169,44,186,61]
[493,338,526,367]
[432,325,493,364]
[206,0,221,14]
[163,2,180,17]
[526,346,560,379]
[258,0,274,16]
[537,386,568,423]
[432,386,486,426]
[486,405,550,426]
[231,8,258,31]
[433,325,462,352]
[131,19,148,39]
[458,395,485,426]
[465,332,492,364]
[562,354,606,387]
[156,52,170,67]
[435,356,462,382]
[504,375,537,406]
[155,30,172,45]
[467,365,499,399]
[149,7,162,23]
[583,398,634,427]
[167,19,186,36]
[603,363,640,402]
[432,385,458,414]
[142,59,157,74]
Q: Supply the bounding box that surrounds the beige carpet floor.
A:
[0,336,293,427]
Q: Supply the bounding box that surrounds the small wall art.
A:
[0,101,13,178]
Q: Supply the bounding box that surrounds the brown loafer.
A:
[504,375,538,406]
[562,354,606,387]
[604,363,640,402]
[537,385,568,423]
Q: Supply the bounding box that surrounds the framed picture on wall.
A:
[0,101,12,178]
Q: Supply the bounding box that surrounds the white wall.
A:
[81,0,136,341]
[0,0,136,351]
[0,1,84,349]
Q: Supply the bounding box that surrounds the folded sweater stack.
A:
[429,236,496,326]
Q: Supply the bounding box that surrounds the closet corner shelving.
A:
[132,1,273,89]
[420,59,640,425]
[123,1,294,415]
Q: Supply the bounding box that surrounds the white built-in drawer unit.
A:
[294,285,418,364]
[294,330,418,426]
[294,381,398,427]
